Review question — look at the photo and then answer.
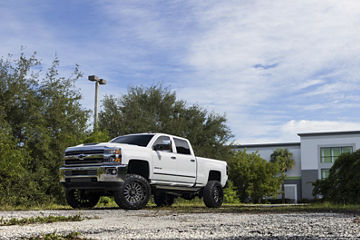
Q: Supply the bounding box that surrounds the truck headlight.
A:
[104,147,122,163]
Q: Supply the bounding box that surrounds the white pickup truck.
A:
[60,133,228,210]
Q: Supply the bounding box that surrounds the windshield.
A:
[110,134,155,147]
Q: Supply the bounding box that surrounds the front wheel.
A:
[114,174,151,210]
[65,189,100,209]
[203,181,224,208]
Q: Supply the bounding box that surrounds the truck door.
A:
[172,137,197,184]
[151,136,196,186]
[151,135,179,184]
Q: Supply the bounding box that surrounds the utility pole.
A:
[88,75,107,131]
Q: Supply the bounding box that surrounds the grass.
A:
[94,196,360,214]
[24,232,88,240]
[0,214,84,226]
[0,203,72,211]
[1,196,359,215]
[148,202,360,214]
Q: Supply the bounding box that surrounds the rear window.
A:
[174,138,191,155]
[110,134,154,147]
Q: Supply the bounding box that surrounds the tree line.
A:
[1,52,355,206]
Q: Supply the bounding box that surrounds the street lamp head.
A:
[88,75,99,82]
[99,79,107,85]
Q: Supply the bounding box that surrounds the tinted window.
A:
[110,134,154,147]
[174,138,191,155]
[153,136,172,152]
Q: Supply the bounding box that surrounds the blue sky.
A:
[1,0,360,143]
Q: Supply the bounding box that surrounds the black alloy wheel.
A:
[65,189,100,209]
[114,174,151,210]
[203,180,224,208]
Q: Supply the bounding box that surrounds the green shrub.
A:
[227,150,280,203]
[313,149,360,204]
[223,180,240,204]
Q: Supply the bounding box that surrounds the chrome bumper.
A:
[59,164,128,183]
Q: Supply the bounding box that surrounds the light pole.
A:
[88,75,107,130]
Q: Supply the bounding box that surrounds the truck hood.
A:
[65,142,148,152]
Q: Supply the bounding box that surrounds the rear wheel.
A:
[65,189,100,209]
[154,191,175,207]
[114,174,151,210]
[203,181,223,208]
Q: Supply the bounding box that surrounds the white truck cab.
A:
[60,133,228,210]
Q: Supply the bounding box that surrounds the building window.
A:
[320,146,353,163]
[321,169,330,179]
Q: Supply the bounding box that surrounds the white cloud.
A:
[1,1,360,143]
[295,80,325,91]
[177,0,360,143]
[281,120,360,136]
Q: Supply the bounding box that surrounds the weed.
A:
[24,232,88,240]
[0,214,84,226]
[146,202,360,215]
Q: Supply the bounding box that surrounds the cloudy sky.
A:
[1,0,360,144]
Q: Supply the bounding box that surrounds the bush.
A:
[313,149,360,204]
[223,181,240,204]
[227,150,280,203]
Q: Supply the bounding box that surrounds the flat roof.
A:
[298,130,360,137]
[234,142,300,148]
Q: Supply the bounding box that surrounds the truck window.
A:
[110,134,154,147]
[174,138,191,155]
[153,136,172,152]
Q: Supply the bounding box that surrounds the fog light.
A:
[106,168,117,175]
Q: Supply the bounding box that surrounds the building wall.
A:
[299,133,360,199]
[236,131,360,202]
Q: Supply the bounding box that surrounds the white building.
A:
[235,130,360,203]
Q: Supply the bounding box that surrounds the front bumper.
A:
[59,164,127,191]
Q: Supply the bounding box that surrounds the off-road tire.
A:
[154,191,175,207]
[203,181,223,208]
[65,189,100,209]
[114,174,151,210]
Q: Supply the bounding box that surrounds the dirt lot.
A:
[0,208,359,239]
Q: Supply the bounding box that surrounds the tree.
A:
[99,85,233,160]
[228,150,280,203]
[82,128,110,144]
[0,52,89,205]
[270,148,295,203]
[0,115,33,206]
[313,150,360,204]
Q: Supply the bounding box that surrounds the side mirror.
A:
[153,143,172,151]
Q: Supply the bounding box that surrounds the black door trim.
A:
[153,172,196,179]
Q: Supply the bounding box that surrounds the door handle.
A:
[190,159,195,162]
[171,156,176,159]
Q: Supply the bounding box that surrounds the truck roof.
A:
[121,133,189,142]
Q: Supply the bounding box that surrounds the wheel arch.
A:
[127,159,150,180]
[208,170,221,182]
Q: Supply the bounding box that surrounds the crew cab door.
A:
[172,137,197,184]
[151,136,196,186]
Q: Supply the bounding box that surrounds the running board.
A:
[154,185,201,192]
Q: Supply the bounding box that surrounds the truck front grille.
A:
[64,170,97,176]
[65,159,103,165]
[65,149,104,156]
[65,178,98,183]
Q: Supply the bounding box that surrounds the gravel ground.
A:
[0,209,359,239]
